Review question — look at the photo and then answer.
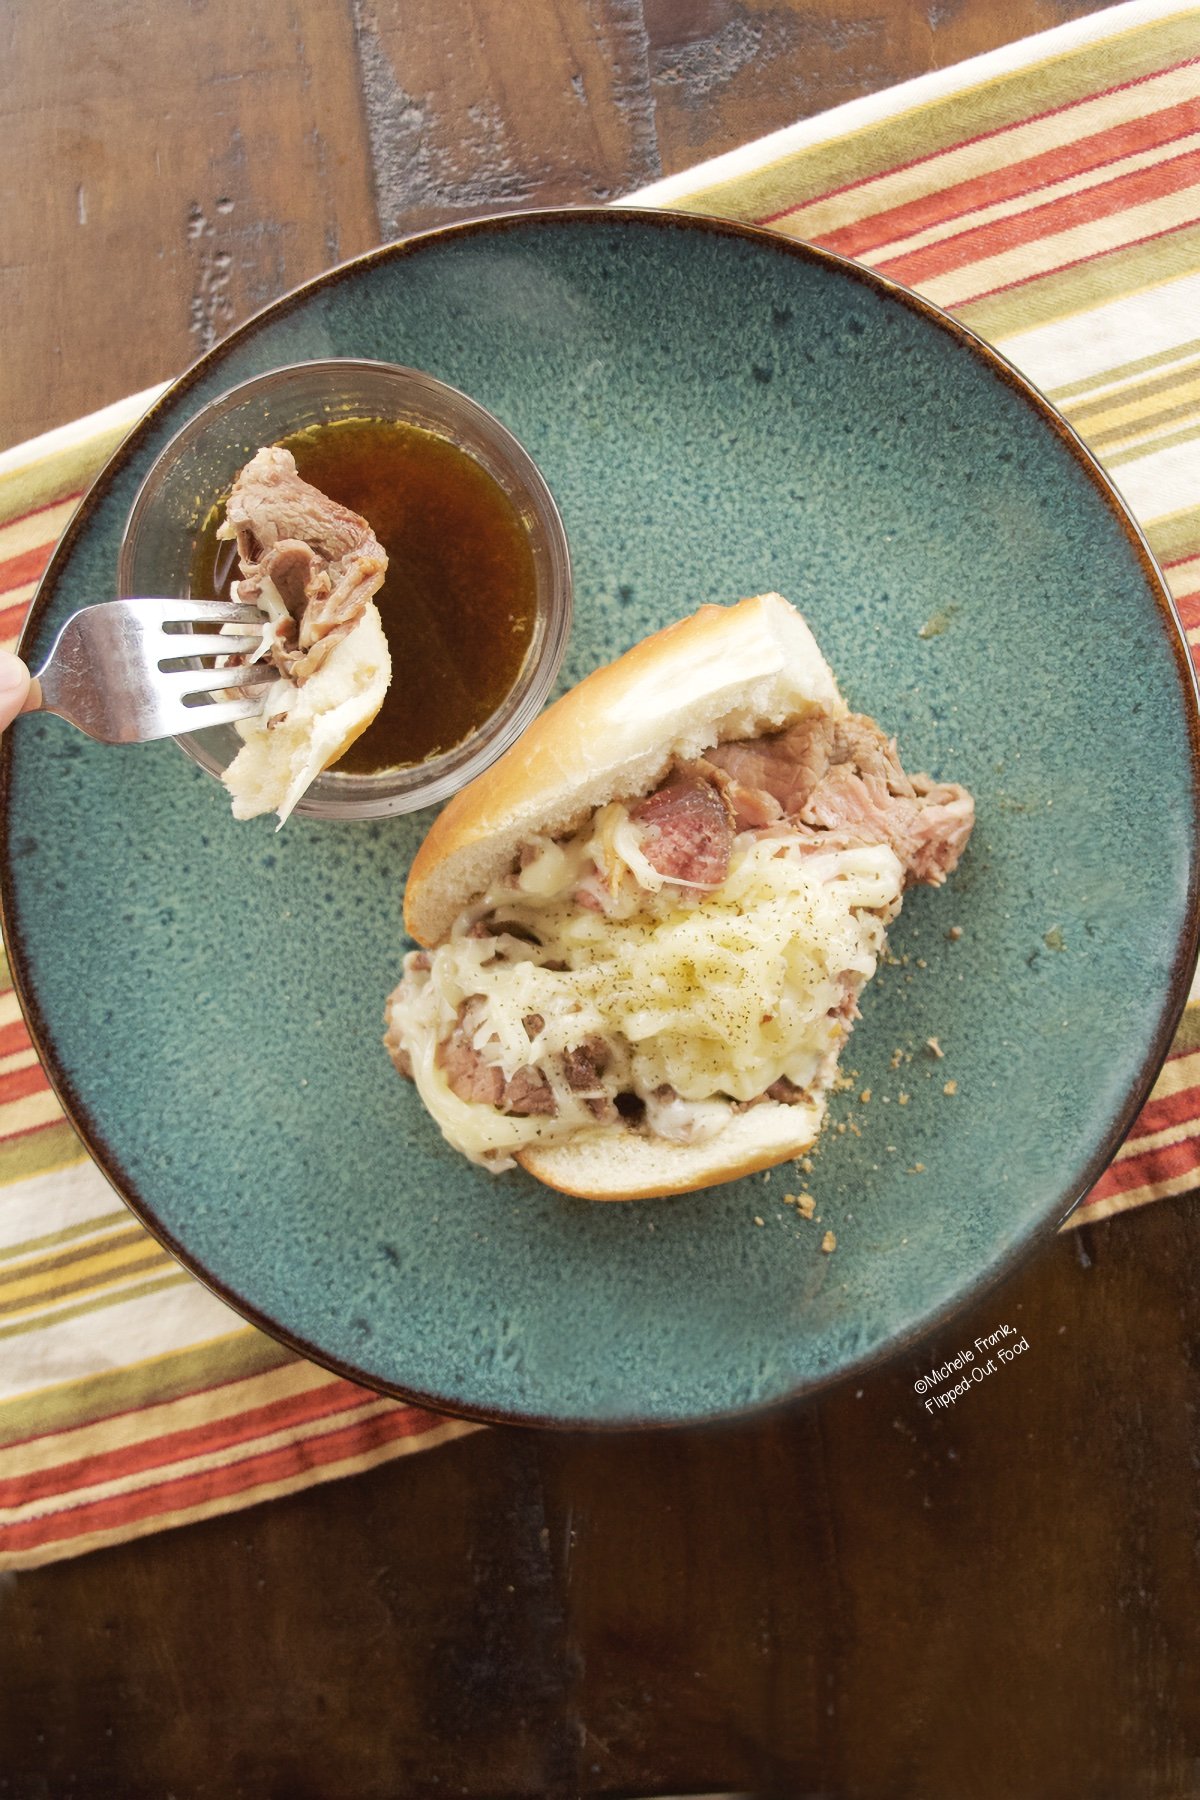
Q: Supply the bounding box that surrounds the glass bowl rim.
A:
[117,356,574,819]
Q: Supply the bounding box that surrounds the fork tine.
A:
[181,693,281,728]
[26,599,283,744]
[158,633,266,659]
[140,598,267,628]
[133,692,274,740]
[166,663,280,697]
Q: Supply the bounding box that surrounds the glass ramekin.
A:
[117,359,572,818]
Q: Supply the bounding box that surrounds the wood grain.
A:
[1,1199,1197,1798]
[354,0,663,239]
[643,0,1133,167]
[0,0,1134,450]
[1,4,1197,1795]
[0,0,378,449]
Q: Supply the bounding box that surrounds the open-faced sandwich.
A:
[218,446,392,823]
[385,594,973,1199]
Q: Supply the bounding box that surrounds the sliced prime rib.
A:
[435,998,556,1116]
[432,1002,615,1121]
[562,1036,615,1119]
[222,446,387,684]
[704,714,834,818]
[707,712,973,886]
[393,706,973,1128]
[690,756,783,831]
[629,771,734,888]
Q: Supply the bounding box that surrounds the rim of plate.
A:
[4,206,1199,1431]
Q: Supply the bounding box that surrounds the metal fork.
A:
[21,599,276,744]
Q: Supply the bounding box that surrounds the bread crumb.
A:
[947,925,963,941]
[859,1088,872,1104]
[753,1215,765,1227]
[796,1155,814,1173]
[916,958,927,969]
[832,1070,855,1092]
[898,1092,910,1106]
[821,1230,837,1254]
[943,1079,958,1096]
[925,1037,944,1059]
[835,1121,846,1134]
[797,1192,816,1219]
[907,1163,926,1174]
[890,1048,904,1070]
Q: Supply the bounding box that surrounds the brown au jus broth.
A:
[190,417,538,774]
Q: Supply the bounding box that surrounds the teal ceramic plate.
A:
[5,210,1198,1427]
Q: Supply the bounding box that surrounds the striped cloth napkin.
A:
[3,0,1199,1569]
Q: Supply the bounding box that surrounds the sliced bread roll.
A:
[405,593,844,946]
[517,1098,826,1201]
[387,594,944,1200]
[223,603,391,825]
[388,595,976,1200]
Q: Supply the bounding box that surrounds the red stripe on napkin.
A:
[877,140,1200,286]
[757,55,1200,229]
[1130,1079,1200,1137]
[1092,1131,1200,1198]
[0,1378,389,1508]
[0,1063,52,1105]
[0,546,55,593]
[820,94,1200,261]
[0,1020,34,1059]
[3,1406,446,1556]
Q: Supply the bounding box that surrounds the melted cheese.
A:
[387,807,904,1167]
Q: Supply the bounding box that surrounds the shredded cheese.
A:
[387,805,904,1167]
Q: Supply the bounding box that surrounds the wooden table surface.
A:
[3,3,1196,1797]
